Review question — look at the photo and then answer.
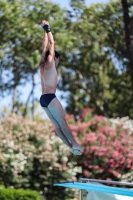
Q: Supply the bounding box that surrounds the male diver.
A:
[39,20,83,155]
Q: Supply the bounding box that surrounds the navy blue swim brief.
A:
[40,93,56,107]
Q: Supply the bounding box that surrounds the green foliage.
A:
[66,108,133,182]
[0,0,67,114]
[1,0,133,122]
[0,112,133,199]
[59,0,133,118]
[0,116,77,200]
[0,188,43,200]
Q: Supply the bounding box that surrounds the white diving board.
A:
[79,178,133,186]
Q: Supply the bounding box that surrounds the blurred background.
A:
[0,0,133,200]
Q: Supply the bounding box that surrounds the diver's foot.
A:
[72,144,84,153]
[70,148,82,156]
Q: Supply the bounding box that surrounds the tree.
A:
[58,0,133,118]
[0,0,39,114]
[1,0,133,119]
[121,0,133,91]
[0,0,69,118]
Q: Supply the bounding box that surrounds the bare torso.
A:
[40,60,58,94]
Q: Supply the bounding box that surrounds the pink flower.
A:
[112,151,119,158]
[87,155,93,159]
[84,170,89,177]
[127,158,132,164]
[91,146,99,151]
[94,166,99,170]
[94,115,103,122]
[70,125,78,131]
[62,163,66,167]
[100,169,104,173]
[72,131,77,136]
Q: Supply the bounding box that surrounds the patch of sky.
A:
[129,6,133,17]
[103,47,128,74]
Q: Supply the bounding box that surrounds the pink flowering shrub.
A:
[67,108,133,182]
[0,116,77,200]
[1,108,133,200]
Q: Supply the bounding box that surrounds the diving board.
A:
[79,178,133,186]
[54,181,133,197]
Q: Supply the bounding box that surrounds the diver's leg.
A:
[42,107,82,155]
[47,98,83,153]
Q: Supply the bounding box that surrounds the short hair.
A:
[45,50,60,61]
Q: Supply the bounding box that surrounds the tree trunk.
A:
[23,74,35,119]
[121,0,133,90]
[31,74,35,121]
[23,87,33,117]
[12,87,17,113]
